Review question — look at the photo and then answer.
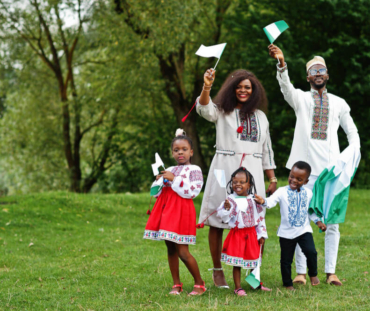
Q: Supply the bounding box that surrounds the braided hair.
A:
[226,167,257,195]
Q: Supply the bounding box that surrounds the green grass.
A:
[0,189,369,310]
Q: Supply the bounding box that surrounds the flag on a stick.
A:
[151,153,165,176]
[245,245,262,289]
[245,265,260,289]
[150,153,166,196]
[195,43,227,69]
[309,145,361,225]
[263,21,289,44]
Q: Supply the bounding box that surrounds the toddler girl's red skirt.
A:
[143,187,196,245]
[221,227,260,269]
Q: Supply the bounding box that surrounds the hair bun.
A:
[175,128,186,137]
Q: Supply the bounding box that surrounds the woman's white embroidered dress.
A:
[196,97,276,228]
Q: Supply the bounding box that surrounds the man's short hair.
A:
[292,161,312,176]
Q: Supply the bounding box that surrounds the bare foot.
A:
[310,276,320,286]
[213,269,228,287]
[285,286,295,291]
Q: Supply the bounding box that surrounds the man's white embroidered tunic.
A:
[276,68,360,176]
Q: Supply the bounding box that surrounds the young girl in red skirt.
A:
[143,129,206,296]
[217,167,270,296]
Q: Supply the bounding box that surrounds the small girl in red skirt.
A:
[143,129,206,296]
[217,167,270,296]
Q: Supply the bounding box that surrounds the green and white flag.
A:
[150,153,165,196]
[245,264,260,289]
[152,153,165,176]
[263,21,289,44]
[309,145,361,224]
[245,245,262,289]
[150,177,163,196]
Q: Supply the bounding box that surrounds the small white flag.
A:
[214,169,226,188]
[263,21,289,44]
[151,153,165,176]
[195,43,227,59]
[195,43,227,69]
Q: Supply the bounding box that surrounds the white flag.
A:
[214,169,226,188]
[151,153,165,176]
[195,43,227,59]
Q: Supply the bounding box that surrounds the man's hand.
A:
[317,221,327,232]
[258,237,265,246]
[266,182,277,195]
[224,199,231,211]
[161,171,175,181]
[254,194,265,205]
[268,44,285,67]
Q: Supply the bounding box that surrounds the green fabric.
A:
[245,273,260,289]
[263,29,275,44]
[309,167,358,224]
[309,168,333,219]
[150,185,162,196]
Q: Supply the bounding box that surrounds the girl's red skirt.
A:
[221,227,260,269]
[143,187,196,245]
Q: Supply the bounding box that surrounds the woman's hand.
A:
[224,199,231,210]
[161,171,175,181]
[204,68,216,86]
[254,195,265,205]
[268,44,285,67]
[258,237,265,246]
[266,182,277,195]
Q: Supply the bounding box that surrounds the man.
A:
[268,44,360,286]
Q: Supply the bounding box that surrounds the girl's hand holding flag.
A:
[160,170,175,182]
[223,199,231,211]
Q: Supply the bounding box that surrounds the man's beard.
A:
[311,79,327,90]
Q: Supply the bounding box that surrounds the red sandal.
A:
[188,281,207,296]
[169,283,183,295]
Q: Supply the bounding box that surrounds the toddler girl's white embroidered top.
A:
[217,193,268,241]
[263,185,320,239]
[153,164,203,199]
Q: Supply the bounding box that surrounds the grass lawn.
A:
[0,188,369,310]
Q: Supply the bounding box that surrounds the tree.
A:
[0,0,122,192]
[113,0,233,172]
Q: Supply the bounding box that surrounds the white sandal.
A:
[208,268,229,289]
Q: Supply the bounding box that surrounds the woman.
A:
[196,68,277,288]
